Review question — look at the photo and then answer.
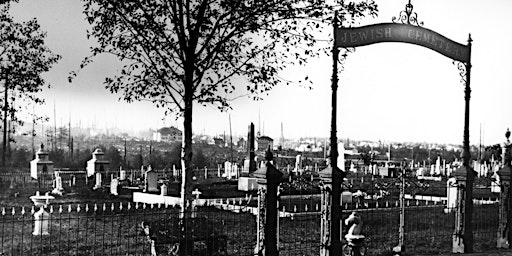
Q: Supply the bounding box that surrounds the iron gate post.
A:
[319,166,333,256]
[497,129,512,248]
[254,147,282,256]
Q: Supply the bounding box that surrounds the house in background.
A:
[152,127,182,142]
[257,135,273,154]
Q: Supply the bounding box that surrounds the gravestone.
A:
[51,172,64,196]
[341,191,353,204]
[93,172,102,190]
[110,178,119,196]
[191,189,202,218]
[294,154,301,173]
[145,167,158,193]
[160,184,168,196]
[492,171,501,193]
[444,177,457,213]
[119,167,126,181]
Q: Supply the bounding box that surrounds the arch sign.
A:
[335,23,470,63]
[325,1,474,255]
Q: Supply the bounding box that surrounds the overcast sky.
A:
[9,0,512,146]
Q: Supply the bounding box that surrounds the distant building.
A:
[237,137,246,149]
[257,136,273,153]
[152,127,182,142]
[213,136,225,147]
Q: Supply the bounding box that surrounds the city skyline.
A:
[8,0,512,146]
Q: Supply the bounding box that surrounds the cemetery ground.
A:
[0,170,507,255]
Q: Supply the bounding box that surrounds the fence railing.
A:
[0,168,507,256]
[0,203,256,256]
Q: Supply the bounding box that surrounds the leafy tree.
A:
[74,0,378,212]
[0,4,60,166]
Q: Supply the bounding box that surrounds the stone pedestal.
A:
[497,166,512,248]
[319,167,332,256]
[452,167,467,253]
[33,207,50,236]
[253,149,282,256]
[30,191,54,236]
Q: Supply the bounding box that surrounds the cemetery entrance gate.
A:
[326,1,473,255]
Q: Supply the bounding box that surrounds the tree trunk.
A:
[179,69,194,217]
[2,72,8,167]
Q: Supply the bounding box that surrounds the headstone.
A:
[119,167,126,181]
[492,172,501,193]
[160,184,168,196]
[145,167,158,193]
[51,172,64,196]
[93,172,102,190]
[341,191,353,204]
[191,189,202,218]
[350,162,356,172]
[242,159,250,176]
[110,178,119,196]
[294,155,301,173]
[435,156,441,175]
[238,177,258,191]
[233,163,239,178]
[444,177,457,213]
[224,161,232,179]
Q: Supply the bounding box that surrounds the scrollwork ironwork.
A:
[453,60,467,84]
[392,0,424,27]
[338,47,355,71]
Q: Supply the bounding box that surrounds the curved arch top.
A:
[335,23,469,63]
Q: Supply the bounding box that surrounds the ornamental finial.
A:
[392,0,424,27]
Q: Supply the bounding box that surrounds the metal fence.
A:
[0,203,256,256]
[0,170,505,256]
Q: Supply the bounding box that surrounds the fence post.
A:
[393,166,406,255]
[497,129,512,248]
[452,167,467,253]
[319,166,332,256]
[254,147,282,256]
